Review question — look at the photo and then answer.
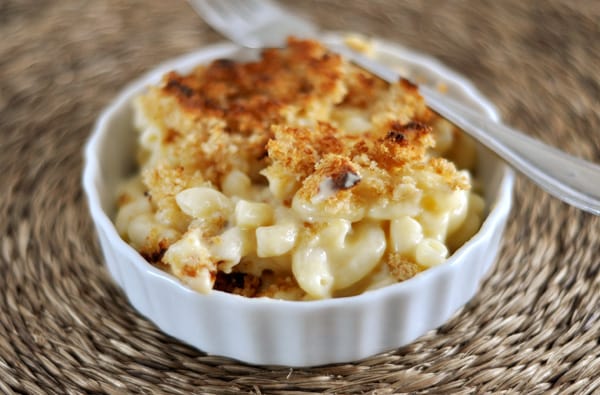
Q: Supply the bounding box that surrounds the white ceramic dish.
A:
[83,34,514,367]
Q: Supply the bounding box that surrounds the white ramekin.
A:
[83,33,514,367]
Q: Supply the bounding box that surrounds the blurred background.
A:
[0,1,598,393]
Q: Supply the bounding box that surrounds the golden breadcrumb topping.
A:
[116,37,482,300]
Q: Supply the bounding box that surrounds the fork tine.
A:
[226,0,282,26]
[190,0,317,47]
[234,0,261,16]
[189,0,229,30]
[242,0,284,16]
[218,0,261,25]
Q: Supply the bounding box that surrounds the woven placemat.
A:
[1,1,599,393]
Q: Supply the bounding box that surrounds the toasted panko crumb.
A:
[386,252,425,282]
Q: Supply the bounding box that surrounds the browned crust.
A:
[140,239,170,264]
[161,38,344,136]
[214,271,261,297]
[369,120,435,170]
[134,38,473,295]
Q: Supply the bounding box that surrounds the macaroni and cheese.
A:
[115,38,485,300]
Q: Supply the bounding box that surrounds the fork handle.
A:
[422,86,600,215]
[332,44,600,215]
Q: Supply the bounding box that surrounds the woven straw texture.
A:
[1,1,599,393]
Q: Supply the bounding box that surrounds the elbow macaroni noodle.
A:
[114,38,485,300]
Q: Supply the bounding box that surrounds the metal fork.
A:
[189,0,600,215]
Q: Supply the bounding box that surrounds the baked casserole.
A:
[114,38,484,300]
